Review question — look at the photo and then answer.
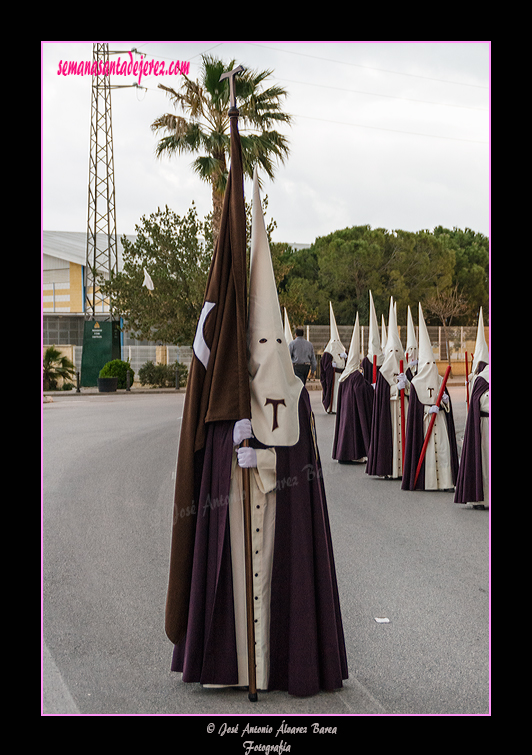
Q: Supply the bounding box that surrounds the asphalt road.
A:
[42,385,489,718]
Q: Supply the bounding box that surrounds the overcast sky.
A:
[42,41,490,246]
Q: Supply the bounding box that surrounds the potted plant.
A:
[98,359,135,392]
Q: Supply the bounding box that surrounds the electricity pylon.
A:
[85,42,118,320]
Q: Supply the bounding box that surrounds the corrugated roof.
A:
[42,231,136,269]
[43,231,310,270]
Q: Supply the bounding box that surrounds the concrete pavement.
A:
[42,385,489,716]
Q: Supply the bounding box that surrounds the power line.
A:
[272,75,488,112]
[292,112,488,144]
[246,42,489,89]
[123,44,488,144]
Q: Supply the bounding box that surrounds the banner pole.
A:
[241,439,257,701]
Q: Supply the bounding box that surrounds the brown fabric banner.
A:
[165,114,250,644]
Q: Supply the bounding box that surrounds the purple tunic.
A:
[454,376,489,503]
[361,356,379,384]
[366,372,394,477]
[320,352,334,411]
[332,370,374,462]
[171,389,348,697]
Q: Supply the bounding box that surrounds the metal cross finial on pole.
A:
[219,64,245,112]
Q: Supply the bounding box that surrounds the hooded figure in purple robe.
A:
[366,298,409,479]
[170,171,348,697]
[455,309,489,507]
[401,304,459,491]
[320,302,347,413]
[333,312,374,463]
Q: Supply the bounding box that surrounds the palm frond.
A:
[151,54,292,220]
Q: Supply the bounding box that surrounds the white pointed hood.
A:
[381,315,387,353]
[339,312,361,382]
[412,303,441,404]
[248,170,302,446]
[367,291,383,365]
[324,302,346,364]
[143,268,154,291]
[406,305,418,368]
[283,307,293,345]
[380,297,405,386]
[471,307,489,374]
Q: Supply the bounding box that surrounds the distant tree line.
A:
[274,225,488,329]
[101,205,488,345]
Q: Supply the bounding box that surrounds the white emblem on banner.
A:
[193,301,216,369]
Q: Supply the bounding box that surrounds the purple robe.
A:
[320,352,342,412]
[366,372,394,477]
[401,385,459,491]
[454,376,489,503]
[332,370,374,462]
[171,389,348,697]
[361,355,379,384]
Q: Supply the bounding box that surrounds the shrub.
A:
[98,359,135,389]
[138,360,188,388]
[43,345,76,390]
[176,361,188,387]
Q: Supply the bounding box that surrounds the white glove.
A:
[233,419,253,446]
[397,373,408,390]
[441,392,449,404]
[340,352,348,360]
[428,404,440,414]
[332,361,337,368]
[371,382,376,390]
[237,446,257,468]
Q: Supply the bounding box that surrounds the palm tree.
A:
[43,346,76,390]
[151,55,291,247]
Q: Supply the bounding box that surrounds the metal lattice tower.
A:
[85,43,118,320]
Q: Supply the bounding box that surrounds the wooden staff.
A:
[241,438,257,701]
[413,365,452,489]
[219,65,257,701]
[399,359,406,469]
[465,351,470,411]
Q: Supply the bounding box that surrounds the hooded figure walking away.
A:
[332,312,374,463]
[401,304,459,491]
[166,158,348,698]
[454,308,489,508]
[366,298,409,479]
[361,291,383,385]
[283,307,293,345]
[320,302,347,413]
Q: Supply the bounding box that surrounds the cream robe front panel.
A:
[229,447,277,690]
[389,381,408,478]
[420,402,454,490]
